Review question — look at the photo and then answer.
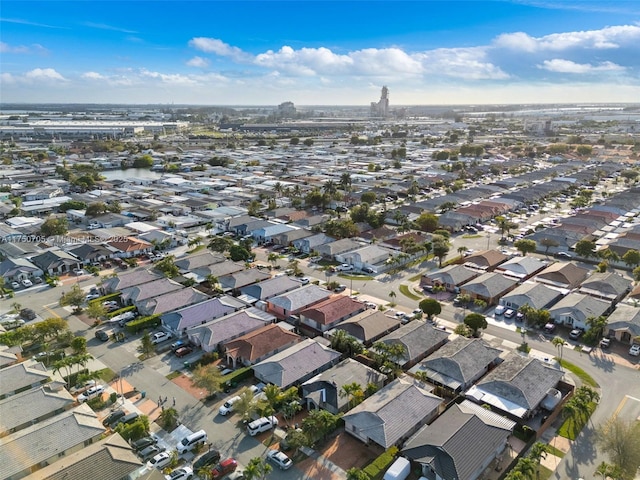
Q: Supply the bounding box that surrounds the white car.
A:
[219,395,241,416]
[266,450,293,470]
[73,268,85,276]
[629,344,640,357]
[494,305,506,316]
[165,467,193,480]
[86,293,101,301]
[77,385,105,403]
[151,331,172,344]
[147,451,172,470]
[21,279,33,287]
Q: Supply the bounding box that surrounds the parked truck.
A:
[383,457,411,480]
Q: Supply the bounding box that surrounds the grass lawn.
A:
[545,444,565,458]
[556,359,599,388]
[557,402,597,440]
[399,284,422,301]
[408,273,423,282]
[97,368,117,383]
[338,274,374,281]
[538,465,554,479]
[187,245,206,254]
[166,371,181,380]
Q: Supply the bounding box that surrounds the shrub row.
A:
[222,367,253,386]
[106,305,136,319]
[125,315,161,334]
[363,446,398,479]
[88,292,121,306]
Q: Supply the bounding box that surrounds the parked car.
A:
[555,251,573,259]
[174,346,193,358]
[113,412,140,427]
[629,344,640,357]
[151,331,172,344]
[504,309,516,319]
[246,416,278,436]
[494,305,506,316]
[266,450,293,470]
[336,263,353,271]
[569,328,583,340]
[78,385,105,403]
[147,451,172,469]
[333,284,347,293]
[219,395,242,416]
[599,338,611,348]
[171,340,187,351]
[139,445,165,462]
[543,323,556,333]
[102,409,126,427]
[165,467,193,480]
[10,281,20,289]
[21,279,33,287]
[299,277,310,285]
[193,450,221,470]
[73,268,85,276]
[95,329,110,342]
[131,435,158,452]
[86,293,101,301]
[211,458,238,479]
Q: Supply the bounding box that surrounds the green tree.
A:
[158,407,179,431]
[247,200,262,217]
[301,409,341,442]
[132,154,154,168]
[71,336,88,355]
[191,365,223,399]
[59,284,86,313]
[360,192,377,204]
[575,239,597,258]
[594,461,623,480]
[86,301,107,324]
[346,468,371,480]
[303,138,314,147]
[138,332,155,359]
[431,235,450,267]
[552,336,565,370]
[85,202,108,217]
[633,265,640,282]
[154,255,179,278]
[339,382,364,409]
[208,236,234,253]
[622,249,640,268]
[388,290,397,306]
[243,457,272,480]
[40,217,68,236]
[514,239,537,256]
[229,245,253,262]
[540,237,560,256]
[596,416,640,479]
[330,329,364,357]
[234,388,258,422]
[419,298,441,320]
[464,312,488,337]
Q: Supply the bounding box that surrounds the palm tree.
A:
[528,442,549,479]
[388,290,396,306]
[323,179,337,197]
[267,253,279,269]
[243,457,272,480]
[339,382,364,409]
[158,407,179,430]
[339,172,352,192]
[457,246,466,257]
[552,336,565,371]
[262,384,281,416]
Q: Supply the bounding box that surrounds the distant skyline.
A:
[1,1,639,106]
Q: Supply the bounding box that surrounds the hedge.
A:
[363,446,398,479]
[222,367,253,386]
[89,292,121,305]
[125,315,161,334]
[106,305,137,319]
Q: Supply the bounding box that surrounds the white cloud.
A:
[188,37,250,61]
[416,47,510,79]
[186,56,209,68]
[24,68,66,82]
[81,71,106,80]
[83,22,137,34]
[538,59,625,73]
[494,24,640,52]
[0,41,48,54]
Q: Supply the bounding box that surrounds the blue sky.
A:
[1,1,639,105]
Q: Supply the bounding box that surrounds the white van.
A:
[247,416,278,436]
[176,429,208,454]
[383,457,411,480]
[219,395,241,416]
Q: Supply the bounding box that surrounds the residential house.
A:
[299,296,367,334]
[30,249,81,276]
[161,296,246,335]
[463,250,508,271]
[578,272,632,305]
[466,352,564,419]
[548,293,611,331]
[102,269,163,294]
[267,285,333,319]
[238,276,302,304]
[336,244,396,271]
[409,337,503,393]
[534,262,589,289]
[498,282,564,312]
[0,385,74,438]
[292,233,335,254]
[275,228,313,246]
[375,320,450,368]
[121,278,184,306]
[252,338,341,388]
[174,251,226,273]
[604,304,640,346]
[106,236,153,258]
[420,265,482,292]
[218,269,271,294]
[331,311,401,346]
[403,400,515,480]
[302,358,386,414]
[0,360,51,400]
[0,258,43,284]
[137,287,210,317]
[343,377,443,449]
[190,260,246,282]
[0,403,105,480]
[251,223,298,244]
[67,244,113,265]
[223,323,301,368]
[460,272,519,306]
[316,238,364,259]
[189,308,275,353]
[494,256,548,281]
[22,433,143,480]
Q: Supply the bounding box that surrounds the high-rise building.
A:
[370,86,390,117]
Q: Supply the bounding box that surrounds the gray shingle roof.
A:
[240,276,301,300]
[377,320,450,364]
[122,277,183,303]
[403,400,514,480]
[0,360,50,399]
[0,385,74,435]
[162,296,245,331]
[606,304,640,337]
[500,282,563,311]
[103,269,162,293]
[0,403,105,479]
[424,265,481,287]
[343,377,442,448]
[193,308,275,349]
[548,292,610,324]
[461,272,518,298]
[268,285,332,312]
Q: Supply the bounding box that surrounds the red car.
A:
[174,346,193,358]
[211,458,237,478]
